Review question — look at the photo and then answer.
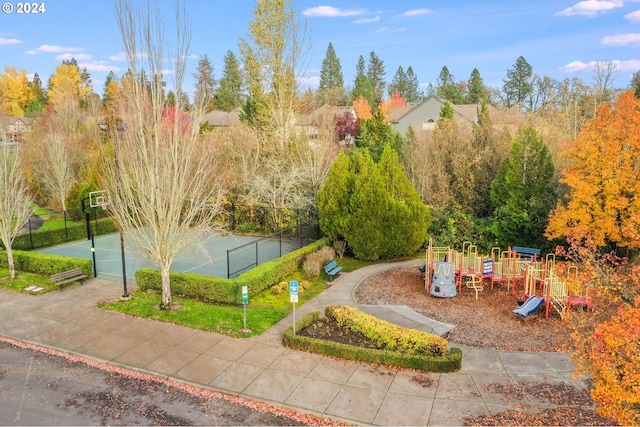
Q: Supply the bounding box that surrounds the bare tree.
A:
[0,141,33,279]
[43,128,75,213]
[105,0,226,309]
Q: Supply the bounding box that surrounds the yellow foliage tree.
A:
[47,63,92,110]
[0,67,34,117]
[546,92,640,248]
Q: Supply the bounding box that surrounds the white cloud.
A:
[625,10,640,22]
[602,33,640,46]
[560,59,640,72]
[26,44,84,54]
[109,52,127,61]
[354,16,380,24]
[375,26,407,34]
[555,0,623,17]
[78,61,121,73]
[303,6,366,17]
[0,37,21,45]
[398,9,431,18]
[55,53,93,61]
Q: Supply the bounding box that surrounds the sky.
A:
[1,0,639,99]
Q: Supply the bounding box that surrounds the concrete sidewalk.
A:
[0,259,586,426]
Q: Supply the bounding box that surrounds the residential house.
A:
[296,104,356,144]
[202,108,242,127]
[0,115,33,144]
[389,95,503,134]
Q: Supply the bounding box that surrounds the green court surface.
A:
[37,232,303,283]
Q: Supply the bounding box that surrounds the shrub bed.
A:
[283,309,462,373]
[0,250,92,276]
[7,217,118,250]
[135,238,329,304]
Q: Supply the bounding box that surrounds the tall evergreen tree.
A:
[629,71,640,98]
[388,66,408,98]
[30,72,47,106]
[405,66,423,103]
[318,42,344,92]
[367,51,386,106]
[502,56,533,108]
[215,50,244,112]
[491,126,555,249]
[192,54,216,112]
[318,42,345,106]
[102,71,116,105]
[436,66,462,104]
[466,68,487,104]
[351,55,376,109]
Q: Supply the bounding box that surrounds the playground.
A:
[355,265,571,352]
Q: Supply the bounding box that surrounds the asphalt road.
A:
[0,341,307,426]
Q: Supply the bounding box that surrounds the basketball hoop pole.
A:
[98,121,129,300]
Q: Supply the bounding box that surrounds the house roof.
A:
[203,108,241,126]
[298,105,355,126]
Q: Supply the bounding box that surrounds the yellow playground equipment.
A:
[423,240,593,319]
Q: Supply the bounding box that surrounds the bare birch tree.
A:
[105,0,225,309]
[43,129,75,212]
[0,141,33,279]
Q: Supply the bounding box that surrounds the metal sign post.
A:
[241,286,249,332]
[290,280,299,335]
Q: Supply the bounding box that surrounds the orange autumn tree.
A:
[352,96,372,120]
[378,91,406,123]
[546,91,640,249]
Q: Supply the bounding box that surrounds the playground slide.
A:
[513,295,545,317]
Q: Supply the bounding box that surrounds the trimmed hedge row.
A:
[7,217,118,250]
[135,238,329,304]
[283,310,462,373]
[0,250,93,276]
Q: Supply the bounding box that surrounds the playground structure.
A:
[424,240,594,320]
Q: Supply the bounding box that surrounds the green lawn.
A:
[0,268,57,294]
[99,269,334,337]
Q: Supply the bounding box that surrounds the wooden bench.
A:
[51,268,89,291]
[324,260,343,281]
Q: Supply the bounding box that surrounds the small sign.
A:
[241,286,248,304]
[289,280,298,295]
[290,294,298,303]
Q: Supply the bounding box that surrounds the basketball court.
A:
[37,231,302,283]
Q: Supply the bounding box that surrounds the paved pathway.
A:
[0,259,586,426]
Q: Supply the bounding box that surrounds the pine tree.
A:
[466,68,487,104]
[215,50,244,112]
[388,66,408,99]
[491,126,555,248]
[436,66,462,104]
[30,72,47,106]
[405,66,423,103]
[367,51,386,106]
[102,71,116,105]
[318,42,344,92]
[193,54,216,112]
[502,56,533,108]
[351,55,376,109]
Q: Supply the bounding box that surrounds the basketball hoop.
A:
[89,190,111,210]
[97,201,108,211]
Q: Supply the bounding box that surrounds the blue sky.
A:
[1,0,639,99]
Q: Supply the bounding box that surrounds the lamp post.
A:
[98,121,130,300]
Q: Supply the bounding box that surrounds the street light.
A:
[98,120,130,300]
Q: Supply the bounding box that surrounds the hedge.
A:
[283,310,462,373]
[7,217,118,250]
[135,237,329,304]
[0,249,93,276]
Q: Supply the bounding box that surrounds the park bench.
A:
[512,246,541,261]
[51,268,89,291]
[324,260,343,281]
